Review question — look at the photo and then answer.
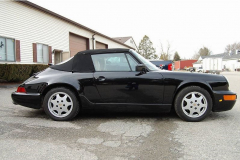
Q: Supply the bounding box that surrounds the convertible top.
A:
[50,48,130,72]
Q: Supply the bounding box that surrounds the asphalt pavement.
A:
[0,72,239,160]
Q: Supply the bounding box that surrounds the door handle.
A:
[96,76,105,81]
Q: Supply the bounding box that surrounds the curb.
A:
[0,84,20,89]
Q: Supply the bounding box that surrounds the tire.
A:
[174,86,212,122]
[43,87,80,121]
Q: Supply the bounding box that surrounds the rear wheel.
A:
[174,86,212,122]
[43,87,80,121]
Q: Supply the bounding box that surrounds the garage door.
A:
[69,33,89,57]
[96,41,108,49]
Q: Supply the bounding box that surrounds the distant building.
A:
[174,60,197,70]
[201,50,240,72]
[192,56,206,69]
[112,37,138,50]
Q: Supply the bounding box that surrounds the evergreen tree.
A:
[138,35,158,59]
[173,52,181,61]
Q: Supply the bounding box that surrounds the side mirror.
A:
[136,64,147,73]
[48,63,53,66]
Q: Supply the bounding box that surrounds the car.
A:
[149,60,173,71]
[11,48,237,122]
[196,67,203,72]
[188,67,195,72]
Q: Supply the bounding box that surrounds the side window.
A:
[126,54,138,71]
[91,53,131,71]
[37,43,49,63]
[0,36,15,62]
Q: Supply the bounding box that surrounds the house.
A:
[113,37,138,50]
[222,51,240,71]
[192,56,206,69]
[174,60,197,70]
[201,50,240,72]
[0,1,134,65]
[202,53,225,72]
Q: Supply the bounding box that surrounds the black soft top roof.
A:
[50,48,130,72]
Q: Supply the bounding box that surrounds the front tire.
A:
[43,87,80,121]
[174,86,212,122]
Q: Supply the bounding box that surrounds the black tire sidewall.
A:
[174,86,212,122]
[43,87,79,121]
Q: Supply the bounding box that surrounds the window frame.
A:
[125,53,140,71]
[0,36,16,62]
[91,52,139,72]
[36,43,49,64]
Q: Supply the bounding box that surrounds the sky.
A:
[29,0,240,59]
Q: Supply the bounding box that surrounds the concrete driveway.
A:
[0,72,239,160]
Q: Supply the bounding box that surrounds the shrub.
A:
[0,64,49,82]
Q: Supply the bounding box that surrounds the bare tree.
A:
[159,41,172,60]
[225,42,240,53]
[192,46,211,59]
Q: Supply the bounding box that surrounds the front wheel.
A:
[43,87,80,121]
[174,86,212,122]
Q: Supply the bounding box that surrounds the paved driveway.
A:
[0,72,239,160]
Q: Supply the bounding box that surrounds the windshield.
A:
[130,50,159,71]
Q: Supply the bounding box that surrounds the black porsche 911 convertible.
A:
[11,49,237,122]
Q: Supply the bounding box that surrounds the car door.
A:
[92,52,164,104]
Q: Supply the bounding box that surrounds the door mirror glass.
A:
[136,64,147,73]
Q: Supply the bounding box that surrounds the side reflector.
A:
[223,95,236,101]
[17,87,26,93]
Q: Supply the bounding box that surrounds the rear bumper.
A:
[212,91,237,112]
[11,92,42,109]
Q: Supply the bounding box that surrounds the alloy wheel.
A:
[48,92,73,118]
[181,91,208,118]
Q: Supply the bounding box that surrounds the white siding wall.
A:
[225,60,238,71]
[203,58,222,71]
[0,1,129,64]
[124,38,137,50]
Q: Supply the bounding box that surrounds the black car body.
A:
[12,49,237,121]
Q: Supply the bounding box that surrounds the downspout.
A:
[92,33,96,50]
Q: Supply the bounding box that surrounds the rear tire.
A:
[43,87,80,121]
[174,86,212,122]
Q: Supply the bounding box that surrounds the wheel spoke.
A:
[50,99,58,106]
[191,93,197,100]
[58,110,62,116]
[55,94,61,100]
[62,106,69,113]
[189,108,195,116]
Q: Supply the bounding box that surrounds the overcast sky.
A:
[30,0,240,59]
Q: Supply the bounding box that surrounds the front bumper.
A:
[11,92,42,109]
[212,91,237,112]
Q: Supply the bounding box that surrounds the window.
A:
[130,50,159,71]
[91,53,131,71]
[126,54,138,71]
[37,43,49,63]
[0,36,15,61]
